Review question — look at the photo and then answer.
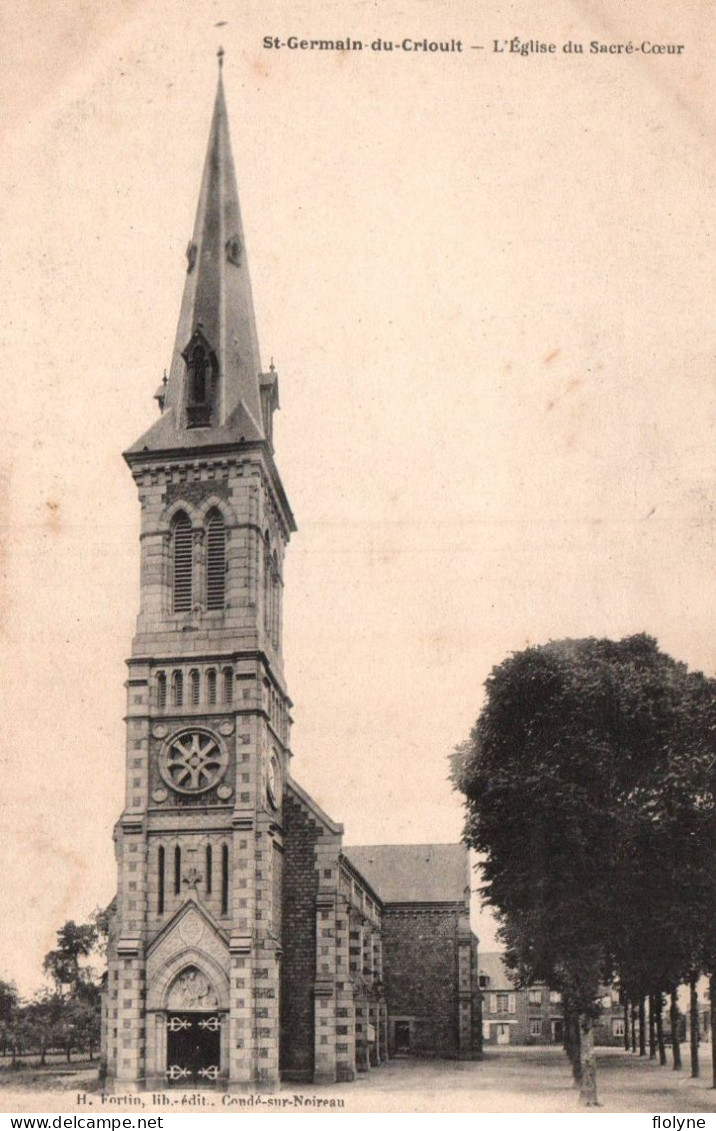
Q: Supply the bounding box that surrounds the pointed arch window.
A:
[156,671,167,710]
[172,512,193,613]
[206,510,226,610]
[174,846,182,895]
[172,670,184,708]
[206,669,217,705]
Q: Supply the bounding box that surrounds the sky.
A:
[0,0,713,994]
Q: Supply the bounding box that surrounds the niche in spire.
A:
[182,326,219,429]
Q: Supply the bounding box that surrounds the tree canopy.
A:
[451,633,715,1103]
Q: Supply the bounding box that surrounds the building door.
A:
[166,1013,221,1085]
[552,1019,564,1043]
[496,1024,510,1045]
[393,1021,411,1055]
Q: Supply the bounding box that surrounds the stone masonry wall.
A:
[382,905,461,1057]
[279,791,320,1081]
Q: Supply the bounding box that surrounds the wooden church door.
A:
[166,1013,221,1085]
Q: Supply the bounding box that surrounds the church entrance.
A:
[166,1012,221,1085]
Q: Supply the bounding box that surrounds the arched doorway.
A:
[165,966,221,1086]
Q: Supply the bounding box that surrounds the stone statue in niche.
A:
[168,967,218,1011]
[225,234,242,266]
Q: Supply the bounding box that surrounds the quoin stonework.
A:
[101,64,481,1092]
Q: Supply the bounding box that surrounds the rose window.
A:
[159,729,228,794]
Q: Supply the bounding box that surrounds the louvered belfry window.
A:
[172,513,193,612]
[206,510,226,610]
[190,669,200,706]
[206,669,217,705]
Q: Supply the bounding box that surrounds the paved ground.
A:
[338,1047,715,1113]
[0,1047,713,1113]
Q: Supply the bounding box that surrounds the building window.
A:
[549,991,562,1004]
[221,845,229,915]
[190,669,200,706]
[223,667,233,705]
[613,1019,625,1037]
[206,510,226,610]
[205,845,212,895]
[156,671,167,710]
[530,1019,542,1037]
[206,669,217,705]
[172,512,193,612]
[157,846,165,914]
[493,993,516,1015]
[478,975,489,990]
[174,846,181,895]
[528,989,542,1005]
[172,670,184,707]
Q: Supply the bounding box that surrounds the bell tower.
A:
[104,59,295,1092]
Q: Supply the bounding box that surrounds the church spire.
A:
[127,62,268,455]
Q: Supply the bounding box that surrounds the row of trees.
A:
[0,913,107,1067]
[452,634,715,1106]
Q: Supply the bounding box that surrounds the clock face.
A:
[159,729,229,795]
[266,752,282,809]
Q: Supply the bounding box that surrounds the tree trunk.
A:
[578,1014,599,1106]
[571,1016,583,1086]
[623,996,630,1052]
[648,994,657,1059]
[631,1001,637,1052]
[656,994,667,1066]
[563,1000,582,1085]
[670,988,682,1070]
[563,1004,579,1081]
[639,997,647,1056]
[690,974,699,1078]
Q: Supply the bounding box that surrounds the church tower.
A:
[104,62,294,1091]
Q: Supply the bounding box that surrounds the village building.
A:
[478,952,631,1048]
[100,64,481,1091]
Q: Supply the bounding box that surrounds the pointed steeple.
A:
[127,62,269,455]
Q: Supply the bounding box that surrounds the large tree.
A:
[451,634,714,1104]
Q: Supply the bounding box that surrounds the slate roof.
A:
[343,843,470,905]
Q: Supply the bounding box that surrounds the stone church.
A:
[101,64,481,1091]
